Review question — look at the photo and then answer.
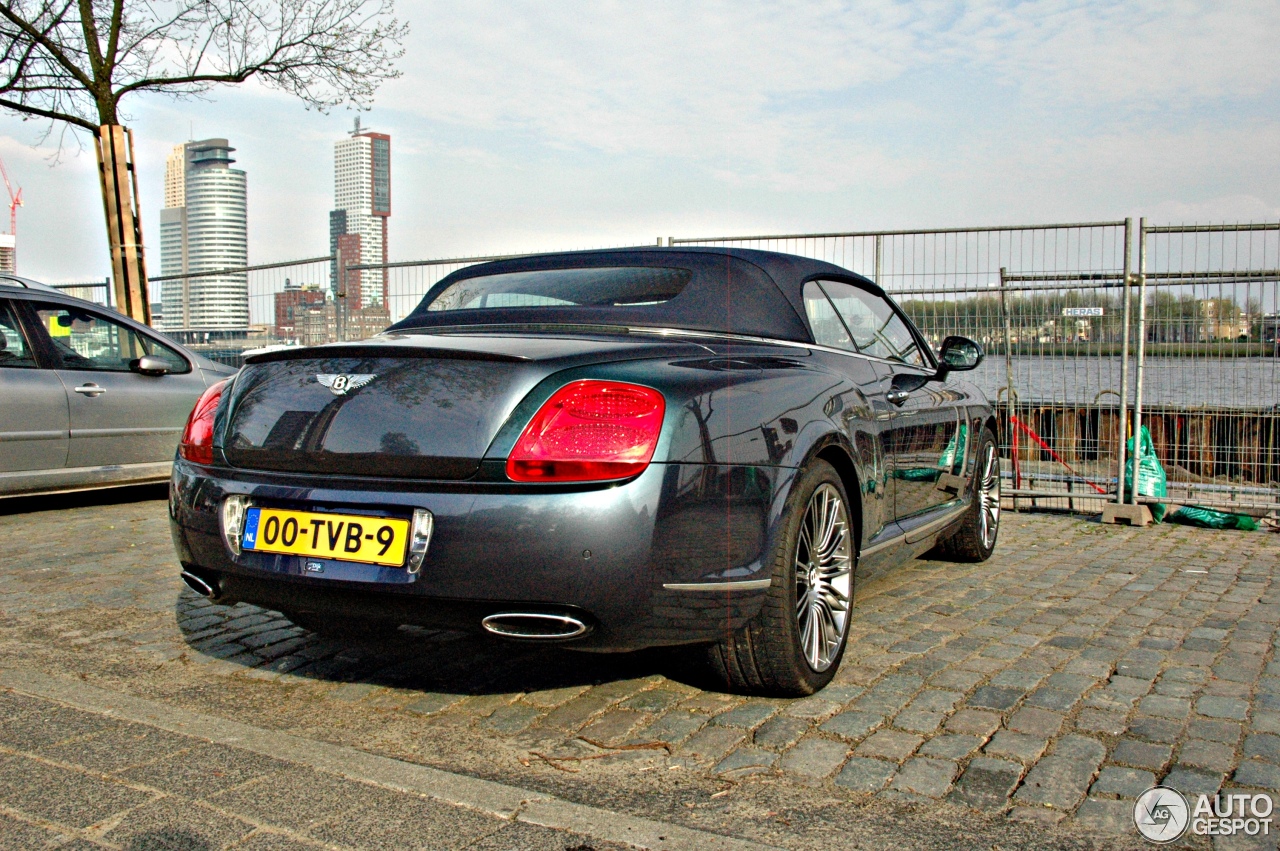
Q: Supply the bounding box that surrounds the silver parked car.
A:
[0,275,236,497]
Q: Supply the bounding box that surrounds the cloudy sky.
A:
[1,0,1277,282]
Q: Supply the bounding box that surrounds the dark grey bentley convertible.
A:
[170,247,999,695]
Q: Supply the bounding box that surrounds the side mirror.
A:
[937,336,983,377]
[133,355,171,376]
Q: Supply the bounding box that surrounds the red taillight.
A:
[507,380,666,482]
[179,380,228,466]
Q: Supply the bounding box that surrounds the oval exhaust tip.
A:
[180,571,217,599]
[481,612,589,640]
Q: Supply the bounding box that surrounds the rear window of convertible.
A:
[425,267,692,311]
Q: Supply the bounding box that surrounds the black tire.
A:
[282,610,402,640]
[704,459,856,697]
[935,426,1000,562]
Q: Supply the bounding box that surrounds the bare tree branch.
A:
[0,0,406,130]
[0,0,405,321]
[0,1,95,91]
[103,0,124,70]
[0,93,96,129]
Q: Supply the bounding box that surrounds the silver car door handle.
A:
[886,390,909,406]
[73,383,106,397]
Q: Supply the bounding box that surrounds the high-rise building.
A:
[330,118,390,307]
[163,145,185,208]
[159,138,248,334]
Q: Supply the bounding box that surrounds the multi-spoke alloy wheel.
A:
[936,426,1001,562]
[977,441,1000,551]
[705,459,856,696]
[794,483,853,672]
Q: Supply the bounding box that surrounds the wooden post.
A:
[1241,414,1260,482]
[1098,409,1118,461]
[95,125,150,324]
[1055,408,1080,465]
[1019,408,1042,463]
[1200,415,1216,477]
[1189,415,1214,477]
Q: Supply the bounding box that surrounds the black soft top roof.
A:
[390,246,883,343]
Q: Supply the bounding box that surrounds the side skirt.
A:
[0,461,171,498]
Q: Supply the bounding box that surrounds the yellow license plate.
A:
[242,507,410,567]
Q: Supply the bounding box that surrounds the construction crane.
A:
[0,157,22,271]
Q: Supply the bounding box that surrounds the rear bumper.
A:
[169,459,787,651]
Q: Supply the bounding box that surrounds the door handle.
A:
[73,383,106,397]
[887,390,909,406]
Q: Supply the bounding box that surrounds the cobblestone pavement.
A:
[1,486,1279,849]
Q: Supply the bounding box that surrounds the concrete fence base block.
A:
[1101,503,1153,527]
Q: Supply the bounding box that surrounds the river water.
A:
[966,356,1280,409]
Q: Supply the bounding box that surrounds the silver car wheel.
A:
[794,483,853,673]
[978,441,1000,550]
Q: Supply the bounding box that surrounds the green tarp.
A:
[1123,426,1256,530]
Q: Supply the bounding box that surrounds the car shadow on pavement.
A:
[174,587,719,698]
[0,484,169,516]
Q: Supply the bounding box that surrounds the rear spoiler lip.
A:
[240,324,712,365]
[243,341,528,365]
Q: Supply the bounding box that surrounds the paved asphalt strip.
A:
[0,668,779,851]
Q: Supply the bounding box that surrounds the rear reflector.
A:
[507,380,665,482]
[179,380,228,465]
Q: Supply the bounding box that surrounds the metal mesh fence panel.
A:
[48,279,112,307]
[1136,222,1280,514]
[150,256,332,365]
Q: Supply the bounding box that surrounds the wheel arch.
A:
[797,434,863,554]
[982,413,999,481]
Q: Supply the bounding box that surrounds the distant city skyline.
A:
[0,1,1275,284]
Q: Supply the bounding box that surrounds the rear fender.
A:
[774,429,868,554]
[473,354,887,574]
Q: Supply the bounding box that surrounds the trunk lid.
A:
[219,332,700,479]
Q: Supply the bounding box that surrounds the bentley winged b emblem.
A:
[315,373,377,396]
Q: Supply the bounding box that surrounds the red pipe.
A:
[1010,415,1108,495]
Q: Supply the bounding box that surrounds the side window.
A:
[0,301,36,368]
[815,280,926,367]
[33,304,189,373]
[802,281,857,351]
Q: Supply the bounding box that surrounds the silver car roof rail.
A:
[0,274,65,294]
